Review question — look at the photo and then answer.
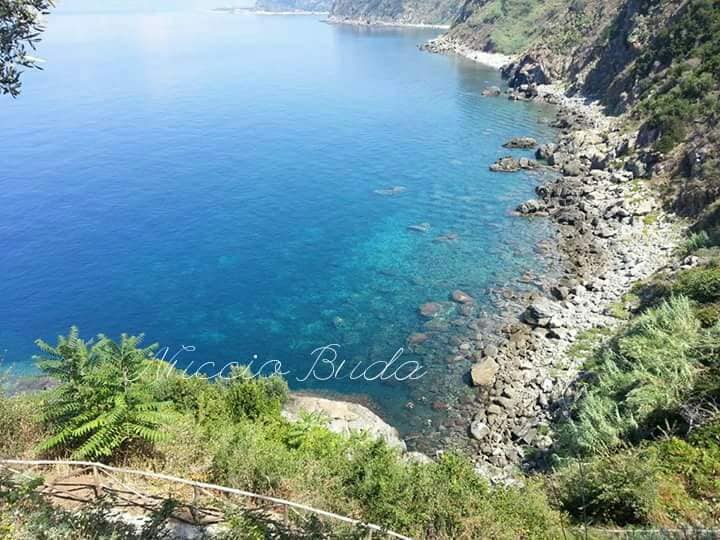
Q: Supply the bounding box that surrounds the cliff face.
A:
[446,0,720,218]
[329,0,460,25]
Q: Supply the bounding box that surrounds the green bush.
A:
[684,231,713,255]
[554,452,662,525]
[674,267,720,304]
[35,328,174,460]
[559,297,702,454]
[694,303,720,327]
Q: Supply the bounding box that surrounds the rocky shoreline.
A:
[412,43,685,481]
[421,35,514,70]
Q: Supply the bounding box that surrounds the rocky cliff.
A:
[440,0,720,219]
[328,0,459,25]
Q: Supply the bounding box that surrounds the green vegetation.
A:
[550,248,720,527]
[0,0,55,97]
[452,0,574,54]
[0,328,564,539]
[673,266,720,304]
[34,328,174,459]
[558,297,703,454]
[634,0,720,153]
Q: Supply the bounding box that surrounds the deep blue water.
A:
[1,5,556,433]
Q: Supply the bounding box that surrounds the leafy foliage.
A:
[634,0,720,152]
[559,297,702,454]
[36,327,173,460]
[0,0,53,97]
[673,266,720,304]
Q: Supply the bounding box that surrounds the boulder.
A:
[470,419,491,441]
[419,302,443,318]
[502,136,537,149]
[562,160,584,177]
[490,156,539,173]
[535,143,557,161]
[521,297,558,327]
[471,359,499,387]
[451,289,475,304]
[482,86,502,97]
[282,395,406,451]
[516,199,546,214]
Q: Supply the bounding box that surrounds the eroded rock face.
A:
[282,395,407,451]
[501,56,551,88]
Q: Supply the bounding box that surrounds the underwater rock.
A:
[451,289,474,304]
[407,222,431,233]
[373,186,406,196]
[407,332,430,345]
[419,302,443,318]
[434,232,459,243]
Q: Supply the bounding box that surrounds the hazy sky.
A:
[53,0,254,14]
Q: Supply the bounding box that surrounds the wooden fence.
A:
[0,459,412,540]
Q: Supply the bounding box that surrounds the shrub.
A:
[674,267,720,304]
[684,230,712,254]
[35,327,173,460]
[554,452,662,526]
[0,391,43,459]
[559,297,701,454]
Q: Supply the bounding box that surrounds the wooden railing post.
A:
[92,465,102,498]
[191,486,200,524]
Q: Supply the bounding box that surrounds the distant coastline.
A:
[211,7,329,16]
[325,16,450,30]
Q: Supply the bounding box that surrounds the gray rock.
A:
[481,86,502,97]
[503,136,537,149]
[562,160,584,177]
[490,156,538,172]
[516,199,546,214]
[535,143,557,161]
[471,359,499,387]
[470,419,490,441]
[521,297,558,327]
[282,395,406,451]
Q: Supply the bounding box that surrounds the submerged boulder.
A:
[451,289,475,304]
[419,302,443,318]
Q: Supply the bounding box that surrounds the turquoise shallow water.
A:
[1,5,556,433]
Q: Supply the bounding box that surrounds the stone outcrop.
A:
[282,394,407,451]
